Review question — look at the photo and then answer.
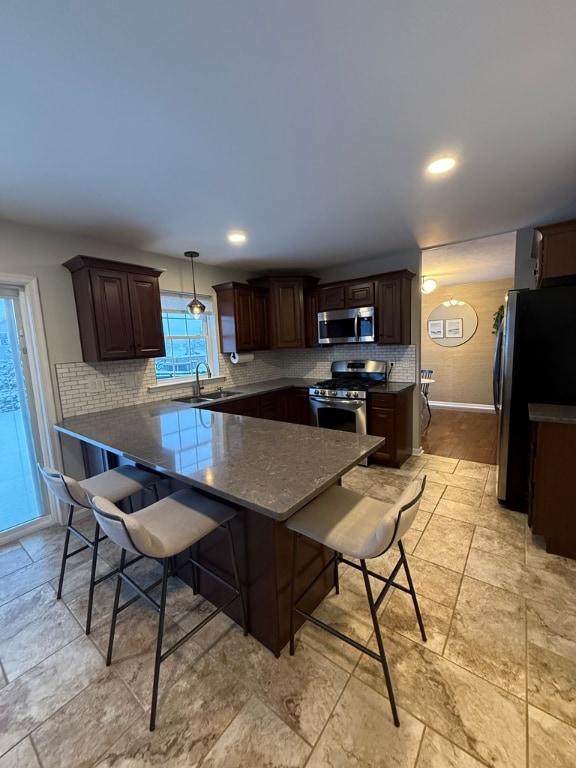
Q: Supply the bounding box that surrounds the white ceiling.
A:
[1,1,576,271]
[422,232,516,288]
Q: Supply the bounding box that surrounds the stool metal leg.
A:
[85,520,100,635]
[398,541,427,642]
[360,559,400,727]
[150,558,170,732]
[106,548,127,666]
[56,504,75,599]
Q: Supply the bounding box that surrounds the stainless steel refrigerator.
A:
[493,285,576,511]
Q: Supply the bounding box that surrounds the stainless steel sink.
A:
[171,396,211,404]
[201,390,242,400]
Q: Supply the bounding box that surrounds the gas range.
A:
[309,360,387,401]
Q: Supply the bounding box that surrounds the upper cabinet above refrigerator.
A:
[533,218,576,288]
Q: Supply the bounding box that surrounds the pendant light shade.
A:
[184,251,206,316]
[421,277,437,294]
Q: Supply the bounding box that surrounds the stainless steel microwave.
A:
[317,306,376,344]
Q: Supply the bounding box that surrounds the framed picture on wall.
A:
[428,319,444,339]
[445,318,463,338]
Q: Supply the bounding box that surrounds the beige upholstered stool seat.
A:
[91,489,237,558]
[286,483,421,560]
[90,488,247,731]
[286,476,427,728]
[38,464,160,634]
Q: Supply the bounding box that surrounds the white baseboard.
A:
[429,400,495,413]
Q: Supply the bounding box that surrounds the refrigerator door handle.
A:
[493,320,504,413]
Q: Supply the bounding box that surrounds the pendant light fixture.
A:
[184,251,206,316]
[421,276,437,294]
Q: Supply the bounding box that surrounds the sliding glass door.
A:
[0,289,46,533]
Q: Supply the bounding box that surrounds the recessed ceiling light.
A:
[427,156,457,175]
[227,231,247,244]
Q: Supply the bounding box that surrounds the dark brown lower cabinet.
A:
[175,505,334,656]
[207,388,309,425]
[289,388,312,425]
[529,420,576,559]
[208,395,261,416]
[260,391,287,421]
[368,388,414,468]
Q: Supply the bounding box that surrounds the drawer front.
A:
[371,393,396,408]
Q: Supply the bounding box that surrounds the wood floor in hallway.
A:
[421,407,498,465]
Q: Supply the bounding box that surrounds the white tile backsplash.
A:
[56,344,416,418]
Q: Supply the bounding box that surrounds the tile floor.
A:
[1,453,575,767]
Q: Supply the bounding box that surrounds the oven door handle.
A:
[310,396,365,406]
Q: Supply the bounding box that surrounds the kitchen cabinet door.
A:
[248,276,318,350]
[290,387,312,425]
[317,285,346,311]
[346,281,374,308]
[529,420,576,558]
[90,269,135,360]
[377,271,413,345]
[369,389,413,468]
[304,289,319,347]
[370,407,396,465]
[260,391,287,422]
[127,273,166,357]
[212,283,269,353]
[271,279,304,349]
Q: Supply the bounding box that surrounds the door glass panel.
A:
[0,294,45,533]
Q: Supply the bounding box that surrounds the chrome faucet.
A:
[193,361,212,397]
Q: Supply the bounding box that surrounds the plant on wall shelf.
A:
[492,304,504,334]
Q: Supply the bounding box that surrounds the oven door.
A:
[310,396,367,435]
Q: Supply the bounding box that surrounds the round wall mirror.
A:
[427,300,478,347]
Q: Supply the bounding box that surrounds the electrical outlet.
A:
[88,378,105,393]
[124,374,137,389]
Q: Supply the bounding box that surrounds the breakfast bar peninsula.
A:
[55,401,384,655]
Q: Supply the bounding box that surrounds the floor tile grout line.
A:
[524,598,530,768]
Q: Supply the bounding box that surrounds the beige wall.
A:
[421,278,512,405]
[0,217,249,370]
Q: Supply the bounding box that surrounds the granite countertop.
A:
[528,403,576,425]
[370,382,415,394]
[55,401,384,520]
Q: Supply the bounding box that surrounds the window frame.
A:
[154,290,220,384]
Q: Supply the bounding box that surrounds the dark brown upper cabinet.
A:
[317,280,375,312]
[212,282,269,353]
[63,256,165,362]
[377,270,414,345]
[248,275,319,349]
[304,288,319,347]
[534,219,576,287]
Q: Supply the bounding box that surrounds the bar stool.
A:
[89,488,247,731]
[37,464,160,634]
[286,476,427,727]
[421,369,434,428]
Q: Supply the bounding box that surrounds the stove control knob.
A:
[353,391,359,398]
[313,389,319,395]
[331,390,337,396]
[346,391,352,398]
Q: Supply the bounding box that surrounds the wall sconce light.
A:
[442,298,465,307]
[421,277,437,294]
[184,251,206,316]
